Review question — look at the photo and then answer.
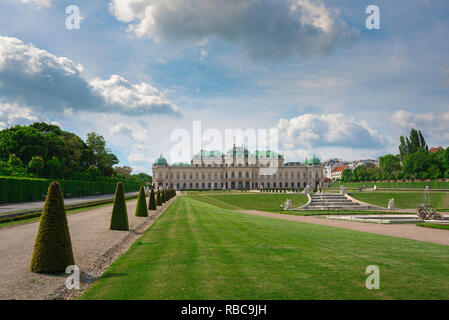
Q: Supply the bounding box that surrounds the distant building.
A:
[331,166,346,181]
[429,146,443,153]
[152,146,325,190]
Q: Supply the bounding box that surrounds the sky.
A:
[0,0,448,174]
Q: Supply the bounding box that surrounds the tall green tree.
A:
[86,132,119,176]
[28,156,44,176]
[379,154,401,175]
[46,156,61,178]
[399,128,428,156]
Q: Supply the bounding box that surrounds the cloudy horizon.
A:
[1,0,448,173]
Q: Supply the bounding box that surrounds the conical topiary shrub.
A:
[135,185,148,217]
[30,181,75,273]
[148,189,156,210]
[110,182,129,230]
[156,190,162,206]
[161,190,166,203]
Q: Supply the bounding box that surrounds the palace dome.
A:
[154,155,168,166]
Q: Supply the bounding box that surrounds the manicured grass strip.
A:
[82,196,449,300]
[190,193,308,211]
[274,210,408,216]
[331,181,449,189]
[417,223,449,230]
[349,192,449,209]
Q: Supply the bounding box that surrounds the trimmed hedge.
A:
[0,176,141,204]
[30,182,75,273]
[148,189,156,210]
[135,186,148,217]
[110,182,129,231]
[156,190,162,206]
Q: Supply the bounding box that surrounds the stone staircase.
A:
[305,193,376,210]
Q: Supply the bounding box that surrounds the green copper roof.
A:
[154,154,168,166]
[303,155,321,165]
[311,155,321,164]
[226,146,249,158]
[193,150,224,158]
[252,150,282,158]
[172,162,191,167]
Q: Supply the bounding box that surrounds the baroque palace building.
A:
[152,146,325,190]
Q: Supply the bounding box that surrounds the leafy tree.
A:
[399,128,428,156]
[28,156,44,176]
[379,154,400,175]
[114,166,133,178]
[8,154,23,175]
[86,132,119,176]
[8,153,22,167]
[46,156,61,178]
[0,161,12,176]
[403,152,433,179]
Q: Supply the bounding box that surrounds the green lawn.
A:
[331,181,449,189]
[417,223,449,230]
[82,195,449,300]
[188,192,308,211]
[350,191,449,209]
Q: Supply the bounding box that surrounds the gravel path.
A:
[238,210,449,246]
[0,197,173,300]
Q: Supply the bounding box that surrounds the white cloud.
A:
[0,102,39,126]
[276,113,386,151]
[108,0,358,60]
[110,122,150,142]
[391,110,449,142]
[91,75,181,115]
[16,0,51,8]
[0,36,181,117]
[128,153,154,165]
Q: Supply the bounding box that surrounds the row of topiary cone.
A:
[30,181,176,273]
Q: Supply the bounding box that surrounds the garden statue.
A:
[303,185,311,195]
[387,198,396,209]
[283,199,292,210]
[373,185,377,191]
[340,186,347,195]
[417,205,445,220]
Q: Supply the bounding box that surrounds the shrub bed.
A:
[0,176,141,204]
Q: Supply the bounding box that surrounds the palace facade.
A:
[152,146,325,190]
